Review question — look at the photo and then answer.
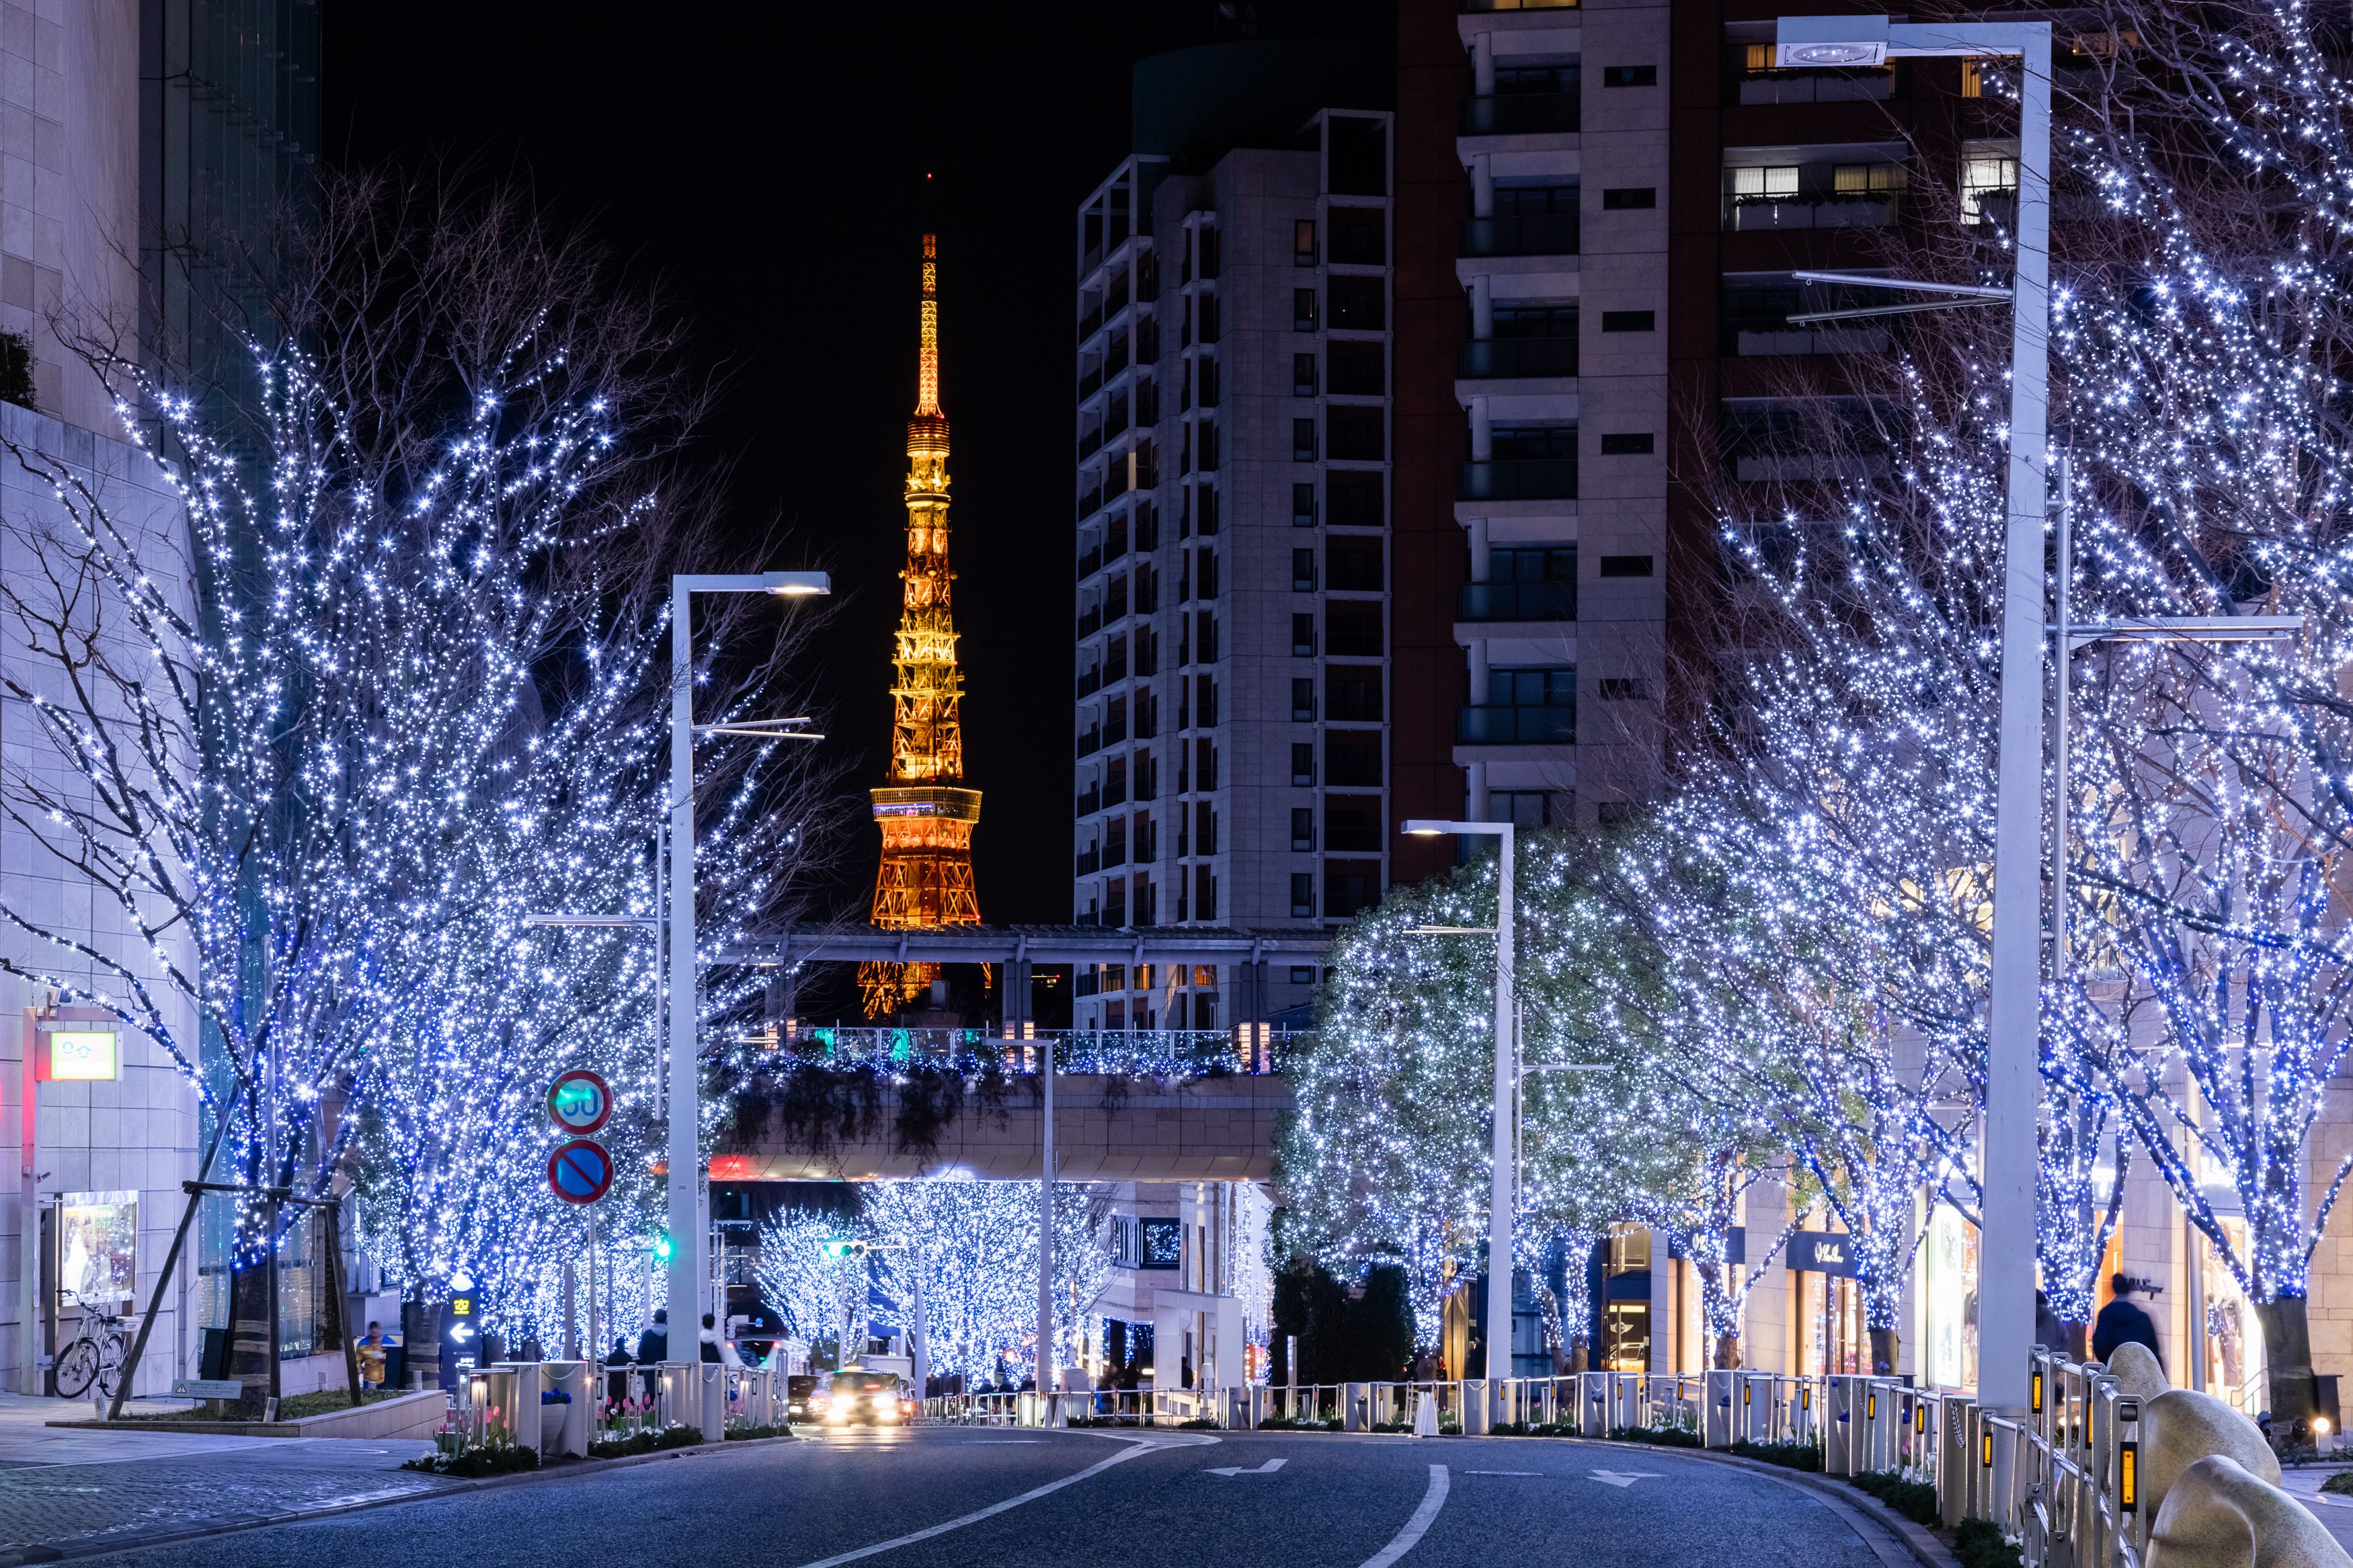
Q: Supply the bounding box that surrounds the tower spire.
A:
[862,234,982,1016]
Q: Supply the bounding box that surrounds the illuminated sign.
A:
[1786,1232,1859,1277]
[56,1191,136,1305]
[42,1030,119,1082]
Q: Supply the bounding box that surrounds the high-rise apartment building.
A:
[1070,42,1392,1030]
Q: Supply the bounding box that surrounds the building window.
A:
[1601,188,1657,210]
[1291,613,1317,657]
[1324,866,1376,919]
[1600,311,1655,333]
[1293,418,1318,461]
[1327,277,1385,331]
[1293,548,1318,591]
[1598,677,1648,700]
[1602,65,1657,87]
[1290,874,1315,919]
[1599,554,1654,577]
[1292,482,1317,526]
[1328,472,1383,527]
[1488,665,1575,707]
[1488,790,1556,829]
[1327,407,1383,461]
[1494,424,1578,460]
[1292,677,1316,721]
[1294,288,1318,331]
[1291,742,1316,786]
[1293,352,1317,397]
[1295,218,1318,267]
[1961,139,2020,225]
[1291,809,1315,852]
[1193,991,1219,1029]
[1599,431,1654,454]
[1290,965,1316,984]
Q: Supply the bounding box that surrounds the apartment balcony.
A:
[1459,214,1581,258]
[1458,581,1577,622]
[1456,704,1577,744]
[1076,666,1101,699]
[1460,91,1581,136]
[1723,194,1900,232]
[1076,727,1101,757]
[1458,337,1578,380]
[1729,68,1893,106]
[1076,788,1101,817]
[1076,848,1100,876]
[1458,458,1577,502]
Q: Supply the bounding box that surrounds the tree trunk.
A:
[225,1262,274,1415]
[1868,1325,1900,1378]
[2253,1294,2317,1426]
[2055,1319,2089,1363]
[1714,1332,1743,1371]
[1567,1335,1589,1376]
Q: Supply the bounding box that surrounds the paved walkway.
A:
[0,1394,442,1559]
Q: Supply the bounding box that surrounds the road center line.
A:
[1359,1463,1449,1568]
[782,1438,1167,1568]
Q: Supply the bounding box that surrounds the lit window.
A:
[1832,163,1907,195]
[1729,165,1800,198]
[1961,141,2020,224]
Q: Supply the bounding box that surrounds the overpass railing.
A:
[769,1025,1295,1078]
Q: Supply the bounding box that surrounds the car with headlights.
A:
[785,1375,822,1424]
[821,1369,917,1426]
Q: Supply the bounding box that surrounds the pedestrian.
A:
[606,1337,633,1407]
[2034,1291,2071,1358]
[700,1313,742,1368]
[355,1321,393,1389]
[2091,1274,2163,1370]
[638,1309,669,1398]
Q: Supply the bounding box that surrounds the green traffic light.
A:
[653,1233,672,1261]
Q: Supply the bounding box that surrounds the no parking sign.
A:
[547,1138,614,1204]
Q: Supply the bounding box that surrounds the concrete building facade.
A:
[1070,44,1395,1031]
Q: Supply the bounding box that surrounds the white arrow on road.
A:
[1588,1469,1661,1488]
[1205,1457,1288,1477]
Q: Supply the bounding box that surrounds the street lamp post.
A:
[666,571,829,1342]
[1404,817,1513,1409]
[1776,13,2051,1411]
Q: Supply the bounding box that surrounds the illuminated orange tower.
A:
[861,234,982,1015]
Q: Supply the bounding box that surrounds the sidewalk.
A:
[2264,1465,2353,1555]
[0,1394,445,1561]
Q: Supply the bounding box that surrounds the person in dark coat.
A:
[637,1309,669,1397]
[2091,1274,2163,1370]
[606,1337,633,1407]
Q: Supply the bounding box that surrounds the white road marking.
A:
[1466,1470,1542,1476]
[781,1436,1178,1568]
[1589,1469,1661,1488]
[1205,1457,1287,1477]
[1359,1463,1450,1568]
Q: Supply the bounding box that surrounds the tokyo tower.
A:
[861,233,982,1015]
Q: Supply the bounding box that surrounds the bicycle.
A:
[54,1290,128,1401]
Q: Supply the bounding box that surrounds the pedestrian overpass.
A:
[711,1028,1295,1183]
[714,923,1329,1185]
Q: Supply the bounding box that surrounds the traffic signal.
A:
[653,1231,673,1262]
[820,1238,858,1260]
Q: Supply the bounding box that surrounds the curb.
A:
[0,1432,803,1566]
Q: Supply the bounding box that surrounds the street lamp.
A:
[1776,12,2052,1413]
[667,570,830,1342]
[1404,817,1514,1407]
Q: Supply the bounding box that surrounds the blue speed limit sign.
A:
[547,1138,614,1204]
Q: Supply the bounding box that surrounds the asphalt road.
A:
[86,1426,1909,1568]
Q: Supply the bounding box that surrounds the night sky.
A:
[326,3,1392,942]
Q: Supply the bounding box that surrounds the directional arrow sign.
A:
[1588,1470,1660,1489]
[1205,1458,1287,1477]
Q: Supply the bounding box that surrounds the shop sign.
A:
[39,1029,119,1082]
[1786,1232,1860,1278]
[56,1190,136,1305]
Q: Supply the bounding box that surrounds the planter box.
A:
[50,1388,447,1440]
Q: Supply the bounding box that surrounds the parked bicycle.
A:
[54,1290,128,1401]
